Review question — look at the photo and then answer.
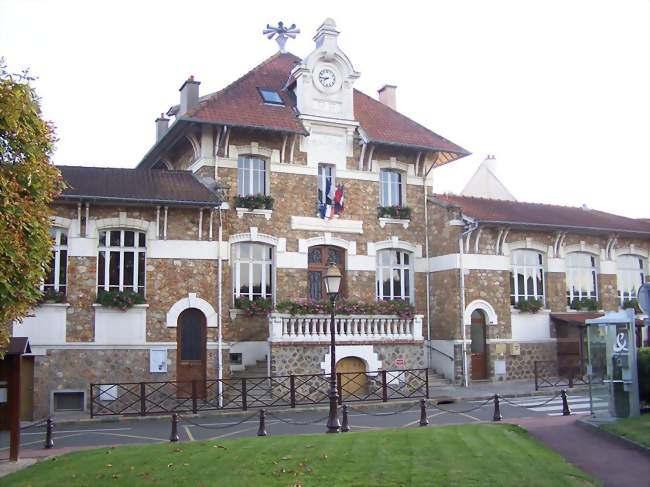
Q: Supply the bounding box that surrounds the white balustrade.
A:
[269,313,423,342]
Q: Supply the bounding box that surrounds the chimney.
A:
[179,75,200,116]
[155,113,169,142]
[378,85,397,110]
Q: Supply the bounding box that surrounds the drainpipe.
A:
[422,159,435,370]
[217,206,224,406]
[458,220,478,387]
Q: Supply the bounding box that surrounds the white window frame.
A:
[376,249,414,302]
[379,169,404,207]
[42,227,68,294]
[566,252,599,303]
[232,242,274,301]
[318,163,336,205]
[616,254,646,305]
[510,249,545,304]
[237,156,267,196]
[97,229,146,294]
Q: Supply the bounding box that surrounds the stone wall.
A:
[546,272,566,312]
[33,348,222,418]
[270,343,425,376]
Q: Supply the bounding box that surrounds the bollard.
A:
[492,394,502,422]
[257,409,268,437]
[341,404,350,432]
[561,389,571,416]
[44,417,54,449]
[169,413,179,442]
[419,399,429,427]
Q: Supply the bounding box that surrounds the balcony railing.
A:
[269,313,423,342]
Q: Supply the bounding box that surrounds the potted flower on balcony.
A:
[234,194,274,210]
[96,290,145,311]
[234,297,273,316]
[569,297,600,311]
[514,298,543,313]
[377,205,412,220]
[38,288,66,304]
[621,298,642,313]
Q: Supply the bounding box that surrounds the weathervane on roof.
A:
[263,21,300,53]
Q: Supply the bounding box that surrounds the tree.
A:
[0,60,64,355]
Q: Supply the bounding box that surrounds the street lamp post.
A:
[323,262,342,433]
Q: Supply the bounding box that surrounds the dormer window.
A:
[258,88,284,106]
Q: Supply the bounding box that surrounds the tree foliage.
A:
[0,60,64,355]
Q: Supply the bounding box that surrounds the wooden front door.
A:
[177,308,207,398]
[308,246,346,300]
[470,310,488,380]
[337,357,367,396]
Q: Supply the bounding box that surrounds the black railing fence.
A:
[90,368,429,417]
[533,360,588,391]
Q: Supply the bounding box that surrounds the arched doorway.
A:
[470,310,488,380]
[177,308,207,398]
[337,357,367,396]
[308,245,346,299]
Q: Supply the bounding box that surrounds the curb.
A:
[576,417,650,458]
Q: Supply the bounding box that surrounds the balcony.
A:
[269,313,423,343]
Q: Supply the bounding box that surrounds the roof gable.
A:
[174,52,468,156]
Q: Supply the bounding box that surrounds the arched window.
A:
[617,255,646,305]
[232,242,273,301]
[566,252,598,304]
[43,227,68,295]
[510,250,544,305]
[376,249,413,302]
[98,229,146,295]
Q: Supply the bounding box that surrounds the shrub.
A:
[96,290,145,311]
[234,297,273,316]
[234,194,274,210]
[622,298,642,314]
[569,297,600,311]
[514,298,543,313]
[37,288,66,304]
[377,206,412,220]
[638,348,650,405]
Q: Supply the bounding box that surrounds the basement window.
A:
[230,353,243,365]
[52,391,85,412]
[258,88,284,106]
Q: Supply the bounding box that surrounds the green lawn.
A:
[4,424,595,487]
[601,413,650,448]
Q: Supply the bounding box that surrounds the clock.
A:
[318,68,337,89]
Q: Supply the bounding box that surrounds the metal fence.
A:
[89,368,429,417]
[533,360,588,391]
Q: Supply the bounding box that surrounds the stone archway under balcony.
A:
[320,345,381,376]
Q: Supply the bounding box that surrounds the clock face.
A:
[318,68,336,88]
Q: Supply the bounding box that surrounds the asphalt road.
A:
[0,394,593,453]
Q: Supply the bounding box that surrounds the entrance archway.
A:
[337,357,367,396]
[470,310,488,380]
[176,308,207,398]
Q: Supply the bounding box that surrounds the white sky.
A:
[1,0,649,218]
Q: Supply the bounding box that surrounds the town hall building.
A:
[11,19,649,418]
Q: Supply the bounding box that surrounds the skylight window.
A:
[258,88,284,106]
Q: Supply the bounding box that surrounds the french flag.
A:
[334,184,345,215]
